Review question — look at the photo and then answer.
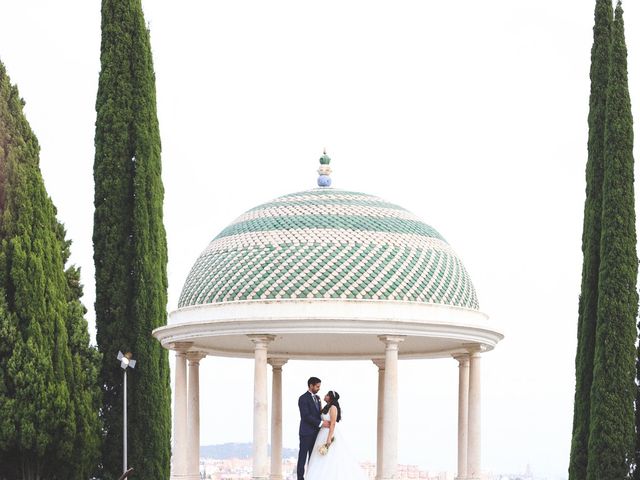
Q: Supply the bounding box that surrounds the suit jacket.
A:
[298,391,321,437]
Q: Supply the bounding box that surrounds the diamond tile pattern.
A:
[178,189,479,309]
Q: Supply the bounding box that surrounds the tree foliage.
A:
[94,0,171,478]
[587,3,637,479]
[0,60,101,480]
[569,1,612,478]
[571,1,638,478]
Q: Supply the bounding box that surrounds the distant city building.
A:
[197,455,540,480]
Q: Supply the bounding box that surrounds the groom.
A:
[297,376,329,480]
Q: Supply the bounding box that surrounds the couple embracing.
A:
[297,376,368,480]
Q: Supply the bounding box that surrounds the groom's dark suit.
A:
[297,391,322,480]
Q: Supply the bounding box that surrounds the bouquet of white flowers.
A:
[318,437,335,455]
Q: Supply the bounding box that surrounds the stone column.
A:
[249,335,275,480]
[186,351,206,480]
[378,336,405,480]
[269,358,288,480]
[171,342,192,480]
[453,354,470,480]
[467,351,482,480]
[372,358,385,480]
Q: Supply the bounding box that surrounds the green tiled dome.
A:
[178,188,479,309]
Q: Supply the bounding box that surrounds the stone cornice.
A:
[153,299,503,360]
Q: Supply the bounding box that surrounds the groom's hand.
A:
[322,420,330,428]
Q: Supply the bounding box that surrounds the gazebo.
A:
[153,153,503,480]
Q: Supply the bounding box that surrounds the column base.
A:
[269,476,283,480]
[252,476,269,480]
[170,474,190,480]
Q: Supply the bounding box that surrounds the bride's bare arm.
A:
[327,405,337,443]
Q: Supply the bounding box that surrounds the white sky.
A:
[1,1,640,479]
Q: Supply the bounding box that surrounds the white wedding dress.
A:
[305,412,369,480]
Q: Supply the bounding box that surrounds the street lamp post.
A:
[117,351,136,475]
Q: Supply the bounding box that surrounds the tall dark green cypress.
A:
[587,3,637,478]
[569,1,612,478]
[93,1,171,478]
[0,60,101,479]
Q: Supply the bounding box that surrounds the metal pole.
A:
[123,368,127,474]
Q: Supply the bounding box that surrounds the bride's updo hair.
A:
[322,390,342,422]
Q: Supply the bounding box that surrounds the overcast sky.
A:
[1,1,640,479]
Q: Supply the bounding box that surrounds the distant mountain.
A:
[200,442,298,459]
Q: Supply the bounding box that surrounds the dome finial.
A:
[317,150,332,187]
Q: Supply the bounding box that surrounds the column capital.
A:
[379,335,406,350]
[186,351,206,364]
[463,343,487,355]
[248,334,276,349]
[372,358,386,369]
[452,353,470,364]
[169,341,193,353]
[268,358,288,369]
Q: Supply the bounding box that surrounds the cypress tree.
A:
[0,60,101,479]
[93,0,171,478]
[569,1,612,478]
[587,3,637,478]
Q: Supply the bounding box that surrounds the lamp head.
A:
[117,351,136,370]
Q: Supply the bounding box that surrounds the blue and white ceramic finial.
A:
[317,149,332,187]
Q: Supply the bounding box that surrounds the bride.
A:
[305,391,369,480]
